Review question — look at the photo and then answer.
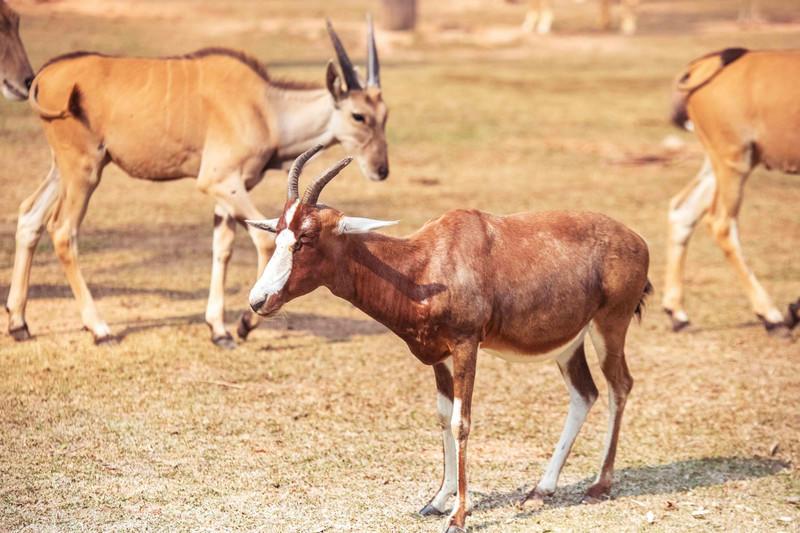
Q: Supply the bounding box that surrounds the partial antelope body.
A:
[665,48,800,335]
[247,146,652,533]
[6,18,389,347]
[518,0,638,35]
[0,0,33,101]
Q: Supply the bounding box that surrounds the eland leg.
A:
[47,151,112,343]
[198,168,274,346]
[706,157,787,335]
[6,163,60,340]
[205,204,238,349]
[662,157,715,331]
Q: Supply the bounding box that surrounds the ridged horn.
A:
[366,13,380,88]
[326,19,362,91]
[287,144,324,200]
[301,157,353,205]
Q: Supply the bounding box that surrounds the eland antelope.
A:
[0,0,34,101]
[5,18,389,347]
[516,0,639,35]
[246,145,652,533]
[665,48,800,336]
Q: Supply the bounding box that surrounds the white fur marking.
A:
[430,391,457,512]
[249,229,296,307]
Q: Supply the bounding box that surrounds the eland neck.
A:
[267,86,336,164]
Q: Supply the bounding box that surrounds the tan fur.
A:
[664,49,800,335]
[6,20,389,345]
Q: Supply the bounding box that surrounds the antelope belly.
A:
[480,326,588,363]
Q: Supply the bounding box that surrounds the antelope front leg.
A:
[205,205,237,349]
[662,157,715,331]
[420,360,456,517]
[444,342,478,533]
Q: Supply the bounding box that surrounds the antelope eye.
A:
[293,241,303,252]
[351,112,365,123]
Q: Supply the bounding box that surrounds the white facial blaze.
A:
[249,229,296,308]
[249,200,300,309]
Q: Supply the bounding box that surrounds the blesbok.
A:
[246,145,652,533]
[5,17,389,347]
[516,0,639,35]
[665,48,800,335]
[0,0,34,101]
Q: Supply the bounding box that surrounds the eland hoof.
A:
[9,323,31,342]
[94,334,119,346]
[212,332,237,350]
[236,312,256,340]
[664,308,689,332]
[418,504,445,517]
[759,315,792,339]
[786,299,800,330]
[445,526,467,533]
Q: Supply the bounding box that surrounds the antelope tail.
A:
[28,78,73,120]
[634,279,653,322]
[671,47,748,130]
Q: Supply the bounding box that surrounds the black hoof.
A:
[418,504,445,517]
[94,334,119,346]
[664,308,689,332]
[212,332,237,350]
[786,299,800,330]
[445,526,467,533]
[758,315,792,339]
[9,323,31,342]
[236,312,257,340]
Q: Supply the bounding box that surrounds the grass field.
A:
[1,0,799,531]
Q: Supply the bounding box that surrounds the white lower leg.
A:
[205,205,236,338]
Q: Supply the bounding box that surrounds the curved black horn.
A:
[287,144,324,200]
[302,157,353,205]
[326,19,362,91]
[366,14,380,88]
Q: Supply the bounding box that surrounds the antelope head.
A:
[325,16,389,181]
[247,145,397,316]
[0,1,33,101]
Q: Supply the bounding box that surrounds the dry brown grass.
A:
[1,1,799,531]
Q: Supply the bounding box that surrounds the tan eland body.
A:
[665,48,800,335]
[516,0,638,35]
[6,19,389,346]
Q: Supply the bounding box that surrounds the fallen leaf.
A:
[770,441,780,456]
[664,500,677,511]
[777,516,794,524]
[645,511,655,524]
[691,507,709,519]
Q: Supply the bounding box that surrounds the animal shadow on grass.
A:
[468,456,789,530]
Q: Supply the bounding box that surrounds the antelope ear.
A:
[337,216,398,234]
[245,218,280,233]
[325,60,346,102]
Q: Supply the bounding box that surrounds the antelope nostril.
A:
[24,76,33,90]
[249,296,265,313]
[377,165,389,179]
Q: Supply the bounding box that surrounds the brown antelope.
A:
[5,18,389,347]
[516,0,638,35]
[665,48,800,336]
[0,0,34,101]
[247,146,652,533]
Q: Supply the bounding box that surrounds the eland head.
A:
[246,144,397,316]
[325,15,389,181]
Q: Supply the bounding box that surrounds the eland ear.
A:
[337,216,398,234]
[245,218,280,233]
[325,60,345,102]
